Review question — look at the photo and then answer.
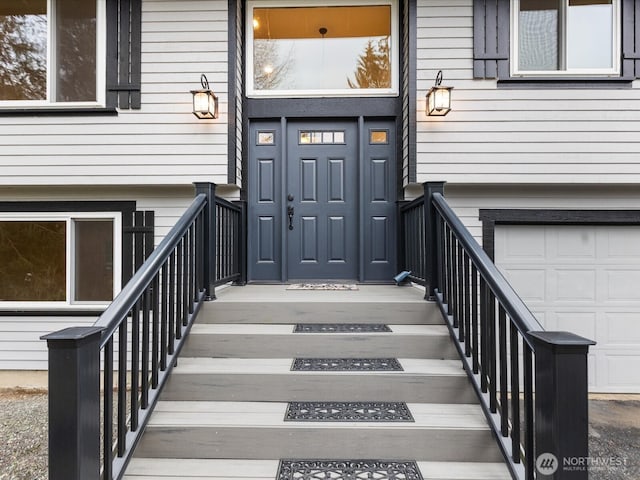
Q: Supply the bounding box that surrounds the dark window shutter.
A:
[106,0,142,109]
[622,0,640,79]
[473,0,510,79]
[122,211,155,284]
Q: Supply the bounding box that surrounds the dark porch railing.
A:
[400,182,595,480]
[42,183,244,480]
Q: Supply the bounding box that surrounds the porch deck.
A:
[213,283,427,303]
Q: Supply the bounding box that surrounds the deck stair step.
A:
[162,357,476,403]
[129,285,510,480]
[124,458,511,480]
[135,400,503,462]
[181,323,459,359]
[197,301,443,324]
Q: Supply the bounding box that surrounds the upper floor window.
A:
[512,0,620,77]
[247,0,399,97]
[0,0,105,106]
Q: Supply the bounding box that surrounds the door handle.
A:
[287,206,294,230]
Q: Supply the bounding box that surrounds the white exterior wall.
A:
[416,0,640,185]
[0,0,230,186]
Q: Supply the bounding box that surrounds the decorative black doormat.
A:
[286,283,359,290]
[284,402,414,422]
[276,460,424,480]
[293,323,392,333]
[291,358,403,371]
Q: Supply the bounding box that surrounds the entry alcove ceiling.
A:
[253,5,391,39]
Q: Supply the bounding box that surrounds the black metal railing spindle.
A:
[523,345,535,478]
[131,301,140,431]
[510,322,521,463]
[488,291,498,414]
[479,277,489,393]
[151,276,160,389]
[103,340,114,480]
[499,305,509,436]
[141,287,150,409]
[160,263,168,370]
[117,321,127,457]
[471,264,479,374]
[463,253,471,356]
[168,252,176,355]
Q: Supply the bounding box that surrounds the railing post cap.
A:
[529,330,596,352]
[41,326,104,347]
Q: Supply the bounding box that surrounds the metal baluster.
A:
[117,320,127,457]
[471,264,479,373]
[151,274,160,388]
[182,236,189,327]
[131,302,140,431]
[103,340,113,480]
[160,262,169,369]
[510,324,521,463]
[141,287,150,409]
[458,244,465,343]
[479,276,488,393]
[463,252,471,355]
[499,305,509,436]
[524,344,535,479]
[176,240,183,339]
[488,291,497,413]
[168,252,176,354]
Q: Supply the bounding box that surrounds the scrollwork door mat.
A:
[276,460,424,480]
[293,323,392,333]
[284,401,414,422]
[291,358,403,371]
[286,283,359,290]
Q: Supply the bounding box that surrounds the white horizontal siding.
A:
[416,0,640,185]
[0,0,229,186]
[0,317,97,370]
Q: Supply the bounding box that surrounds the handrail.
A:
[96,194,207,345]
[400,182,595,480]
[431,192,543,345]
[43,183,246,480]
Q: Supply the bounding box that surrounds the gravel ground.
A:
[0,389,638,480]
[0,389,47,480]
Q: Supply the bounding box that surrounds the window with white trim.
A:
[0,213,121,307]
[511,0,620,77]
[0,0,105,106]
[247,0,399,97]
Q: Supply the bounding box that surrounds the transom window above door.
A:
[512,0,620,77]
[247,0,398,97]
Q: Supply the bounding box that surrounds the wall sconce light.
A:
[191,74,218,119]
[426,70,453,116]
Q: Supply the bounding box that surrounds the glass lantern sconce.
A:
[426,70,453,116]
[191,74,218,119]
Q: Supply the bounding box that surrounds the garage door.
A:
[495,225,640,393]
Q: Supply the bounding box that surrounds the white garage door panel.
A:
[606,354,640,388]
[496,225,640,393]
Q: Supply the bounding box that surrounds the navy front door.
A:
[286,121,358,280]
[248,119,397,282]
